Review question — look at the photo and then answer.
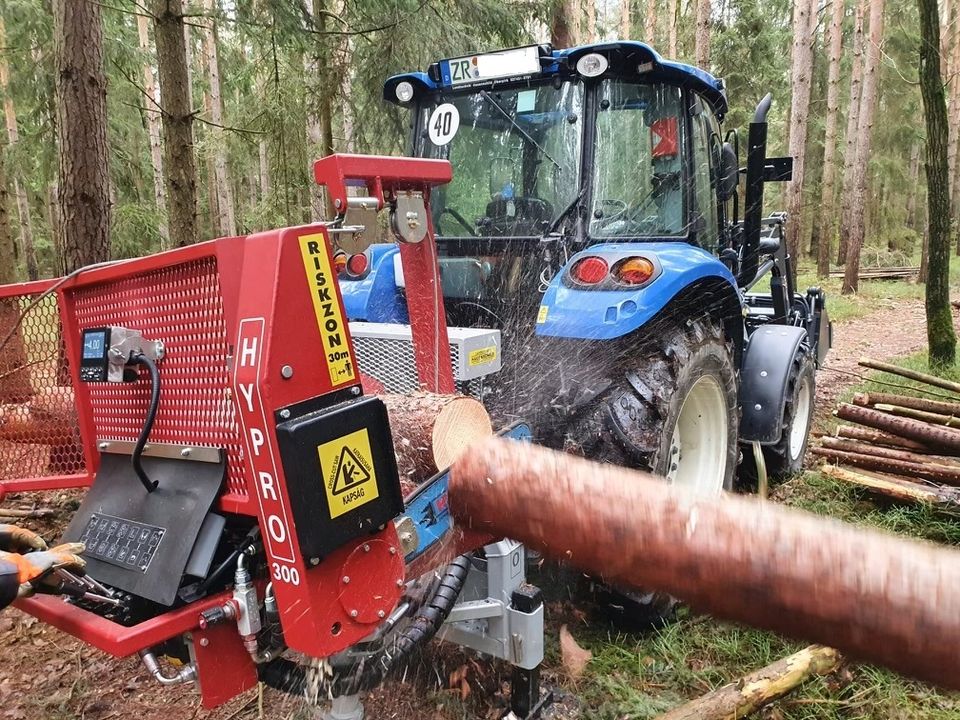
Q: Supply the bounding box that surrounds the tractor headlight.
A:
[395,81,415,103]
[576,53,608,78]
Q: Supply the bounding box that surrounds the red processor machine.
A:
[0,156,546,717]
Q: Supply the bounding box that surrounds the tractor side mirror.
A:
[717,142,739,202]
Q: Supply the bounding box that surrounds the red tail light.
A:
[345,253,369,277]
[570,256,608,285]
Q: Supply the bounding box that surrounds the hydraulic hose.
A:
[131,353,160,493]
[259,554,472,698]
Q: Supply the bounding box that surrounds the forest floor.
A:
[0,275,959,720]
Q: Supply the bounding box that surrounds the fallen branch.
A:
[0,507,56,519]
[853,392,960,417]
[812,447,960,486]
[834,424,935,453]
[835,403,960,451]
[819,436,960,467]
[448,436,960,690]
[655,645,841,720]
[859,357,960,396]
[820,464,960,509]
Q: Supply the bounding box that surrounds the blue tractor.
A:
[338,41,830,615]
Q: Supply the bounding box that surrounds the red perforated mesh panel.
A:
[0,291,85,482]
[70,258,247,498]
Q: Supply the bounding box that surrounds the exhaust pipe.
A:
[740,93,773,287]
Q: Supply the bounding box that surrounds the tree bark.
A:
[905,141,922,232]
[816,0,847,277]
[448,436,960,690]
[812,446,960,485]
[0,18,36,281]
[918,0,958,364]
[644,0,658,43]
[551,0,579,48]
[859,356,960,393]
[842,0,885,295]
[53,0,111,274]
[854,390,960,416]
[785,0,817,275]
[668,0,679,56]
[201,0,236,238]
[0,145,31,403]
[836,403,960,450]
[694,0,711,68]
[585,0,598,42]
[620,0,631,38]
[820,435,959,466]
[656,646,840,720]
[380,393,492,496]
[152,0,198,248]
[835,424,936,452]
[136,13,169,249]
[838,0,867,264]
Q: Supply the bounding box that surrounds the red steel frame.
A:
[1,154,461,709]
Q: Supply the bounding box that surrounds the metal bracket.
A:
[96,440,223,464]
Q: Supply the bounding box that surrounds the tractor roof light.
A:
[613,257,657,286]
[395,81,415,103]
[570,256,608,285]
[576,53,608,78]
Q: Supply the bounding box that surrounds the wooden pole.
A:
[820,464,960,508]
[854,391,960,417]
[655,645,840,720]
[819,436,960,467]
[859,357,960,395]
[874,403,960,428]
[449,437,960,690]
[835,424,935,453]
[811,446,960,485]
[835,403,960,450]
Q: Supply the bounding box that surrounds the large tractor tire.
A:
[565,317,739,625]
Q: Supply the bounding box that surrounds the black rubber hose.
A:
[131,353,160,493]
[259,554,473,698]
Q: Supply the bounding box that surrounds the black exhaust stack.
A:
[739,93,772,287]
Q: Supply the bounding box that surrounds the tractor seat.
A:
[479,196,554,237]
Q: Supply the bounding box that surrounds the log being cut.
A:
[449,436,960,690]
[380,392,492,496]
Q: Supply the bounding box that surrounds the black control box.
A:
[275,396,404,560]
[79,327,110,382]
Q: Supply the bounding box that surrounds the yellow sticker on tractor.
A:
[299,233,356,386]
[468,346,497,366]
[537,305,549,324]
[318,428,379,519]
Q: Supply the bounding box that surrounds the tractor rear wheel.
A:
[758,346,816,479]
[575,317,738,625]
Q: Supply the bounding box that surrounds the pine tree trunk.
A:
[136,13,169,249]
[668,0,679,56]
[905,141,922,232]
[552,0,580,47]
[53,0,110,273]
[947,0,960,252]
[838,0,867,264]
[842,0,885,295]
[586,0,598,41]
[785,0,817,277]
[918,0,957,365]
[645,0,658,43]
[0,155,31,403]
[694,0,711,68]
[307,0,336,220]
[152,0,198,247]
[620,0,631,38]
[0,18,37,281]
[817,0,847,277]
[201,0,236,237]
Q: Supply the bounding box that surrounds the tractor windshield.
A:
[416,81,584,238]
[590,81,686,238]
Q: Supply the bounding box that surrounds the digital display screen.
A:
[82,330,107,360]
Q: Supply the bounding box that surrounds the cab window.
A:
[690,98,720,248]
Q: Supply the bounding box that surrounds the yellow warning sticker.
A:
[537,305,549,324]
[318,428,379,519]
[468,346,497,366]
[299,233,356,386]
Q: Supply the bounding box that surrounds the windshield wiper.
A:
[544,186,586,237]
[479,90,563,171]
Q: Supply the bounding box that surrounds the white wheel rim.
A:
[665,376,728,495]
[788,375,813,460]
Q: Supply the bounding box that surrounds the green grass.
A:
[546,355,960,719]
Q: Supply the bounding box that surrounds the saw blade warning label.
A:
[299,232,356,387]
[318,428,379,518]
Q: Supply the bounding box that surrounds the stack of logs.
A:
[813,357,960,510]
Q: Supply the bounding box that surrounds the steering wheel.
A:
[438,208,477,237]
[595,199,628,226]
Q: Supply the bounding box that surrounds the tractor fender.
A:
[535,242,740,341]
[738,324,808,444]
[339,244,409,323]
